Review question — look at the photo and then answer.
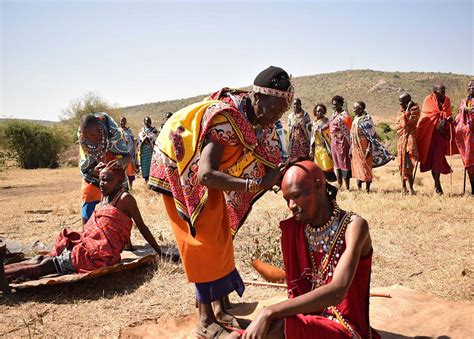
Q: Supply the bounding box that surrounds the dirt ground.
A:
[0,157,472,337]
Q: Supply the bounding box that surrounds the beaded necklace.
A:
[304,203,352,289]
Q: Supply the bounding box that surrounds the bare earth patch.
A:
[0,158,472,337]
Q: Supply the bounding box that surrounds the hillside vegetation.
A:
[120,69,471,128]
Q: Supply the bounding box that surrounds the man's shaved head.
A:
[282,161,326,192]
[399,93,412,108]
[281,161,332,224]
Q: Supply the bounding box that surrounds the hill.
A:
[120,69,471,129]
[0,117,58,127]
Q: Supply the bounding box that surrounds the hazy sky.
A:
[1,0,473,121]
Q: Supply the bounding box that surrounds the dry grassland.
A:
[0,157,472,337]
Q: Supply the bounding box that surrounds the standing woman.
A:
[351,101,374,192]
[329,95,352,189]
[288,98,312,160]
[137,116,158,182]
[351,101,393,193]
[309,103,336,181]
[455,80,474,195]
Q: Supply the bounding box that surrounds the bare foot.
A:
[0,240,12,294]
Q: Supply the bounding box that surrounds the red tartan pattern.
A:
[50,204,132,273]
[148,89,282,235]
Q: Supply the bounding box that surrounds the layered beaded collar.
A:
[304,201,340,254]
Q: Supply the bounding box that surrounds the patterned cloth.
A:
[353,112,393,168]
[138,126,158,179]
[119,127,137,175]
[311,117,334,172]
[150,89,281,287]
[139,143,153,179]
[280,211,380,339]
[351,116,373,182]
[417,93,458,173]
[78,113,130,186]
[329,111,352,171]
[149,89,281,236]
[455,97,474,172]
[50,191,132,273]
[275,120,288,161]
[396,104,420,180]
[288,111,312,159]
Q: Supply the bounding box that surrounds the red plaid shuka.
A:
[50,203,132,273]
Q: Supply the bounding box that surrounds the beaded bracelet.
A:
[244,178,250,192]
[248,178,262,192]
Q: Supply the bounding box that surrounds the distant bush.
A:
[1,120,68,169]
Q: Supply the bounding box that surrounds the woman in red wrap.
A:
[0,167,163,293]
[233,161,379,339]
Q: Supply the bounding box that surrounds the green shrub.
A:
[375,122,397,155]
[1,120,68,169]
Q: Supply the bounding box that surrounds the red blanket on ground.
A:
[417,93,458,165]
[280,216,379,339]
[50,204,132,273]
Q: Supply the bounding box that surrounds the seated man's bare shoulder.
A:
[346,214,371,257]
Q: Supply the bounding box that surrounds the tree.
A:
[60,92,122,141]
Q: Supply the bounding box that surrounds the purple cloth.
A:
[195,268,245,303]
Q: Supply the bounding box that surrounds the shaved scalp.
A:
[282,161,326,192]
[433,84,445,92]
[399,93,411,101]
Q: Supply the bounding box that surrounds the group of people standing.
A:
[285,95,393,193]
[285,80,474,196]
[396,82,474,195]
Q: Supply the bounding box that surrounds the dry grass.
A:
[0,158,472,337]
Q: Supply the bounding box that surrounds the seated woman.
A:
[232,161,380,338]
[0,166,164,293]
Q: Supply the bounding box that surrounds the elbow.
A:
[197,168,213,186]
[330,283,349,305]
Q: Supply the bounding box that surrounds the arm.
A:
[120,194,162,255]
[198,138,284,191]
[243,216,369,338]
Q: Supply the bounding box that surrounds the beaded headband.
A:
[253,84,295,101]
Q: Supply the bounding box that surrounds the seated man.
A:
[0,167,163,293]
[235,161,379,338]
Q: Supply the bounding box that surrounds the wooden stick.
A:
[243,280,391,298]
[243,280,286,288]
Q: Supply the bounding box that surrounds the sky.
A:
[1,0,473,121]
